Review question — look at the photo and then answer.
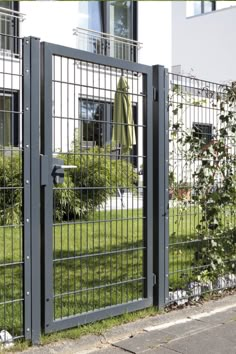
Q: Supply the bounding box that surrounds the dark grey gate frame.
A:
[40,42,154,333]
[20,37,169,344]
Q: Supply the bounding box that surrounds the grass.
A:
[52,208,145,319]
[0,204,235,345]
[7,306,161,352]
[169,204,236,289]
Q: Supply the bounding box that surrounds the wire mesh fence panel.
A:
[44,51,151,326]
[0,12,24,341]
[168,73,236,303]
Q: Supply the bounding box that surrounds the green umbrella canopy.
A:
[112,76,136,154]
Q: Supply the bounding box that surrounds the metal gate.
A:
[40,43,154,333]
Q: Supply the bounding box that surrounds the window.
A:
[186,1,236,17]
[78,98,138,167]
[186,1,215,17]
[193,123,212,145]
[0,2,19,53]
[109,1,133,39]
[0,93,19,147]
[77,1,137,61]
[79,100,106,147]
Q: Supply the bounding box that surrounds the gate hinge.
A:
[153,87,158,102]
[153,273,157,286]
[40,154,48,186]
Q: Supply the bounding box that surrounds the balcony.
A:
[0,6,25,56]
[73,27,143,62]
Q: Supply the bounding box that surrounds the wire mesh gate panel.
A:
[41,43,153,332]
[168,73,236,302]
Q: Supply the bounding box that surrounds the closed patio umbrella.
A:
[112,75,136,154]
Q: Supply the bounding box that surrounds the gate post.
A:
[23,37,41,344]
[152,65,169,308]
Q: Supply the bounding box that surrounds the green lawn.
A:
[0,205,235,338]
[169,205,236,290]
[52,209,145,319]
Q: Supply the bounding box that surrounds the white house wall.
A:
[172,1,236,83]
[16,1,171,162]
[20,1,79,48]
[138,1,172,68]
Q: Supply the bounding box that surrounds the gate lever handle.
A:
[55,165,77,170]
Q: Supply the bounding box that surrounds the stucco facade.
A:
[172,1,236,83]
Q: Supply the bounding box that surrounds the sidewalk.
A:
[14,293,236,354]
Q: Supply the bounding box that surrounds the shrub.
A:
[0,153,22,225]
[54,146,137,220]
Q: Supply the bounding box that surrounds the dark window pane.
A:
[80,100,105,147]
[109,1,132,38]
[0,96,12,146]
[193,123,212,145]
[0,1,16,51]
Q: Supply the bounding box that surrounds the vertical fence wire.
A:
[168,73,236,304]
[0,12,24,340]
[51,57,147,319]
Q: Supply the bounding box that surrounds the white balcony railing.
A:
[73,27,142,62]
[0,7,25,55]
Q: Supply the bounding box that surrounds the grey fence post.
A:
[152,65,169,308]
[30,37,41,344]
[23,37,41,344]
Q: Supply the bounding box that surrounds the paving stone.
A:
[113,331,176,353]
[158,318,217,337]
[193,309,236,325]
[144,347,182,354]
[95,345,127,353]
[165,322,236,354]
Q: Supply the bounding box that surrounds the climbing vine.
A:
[169,81,236,280]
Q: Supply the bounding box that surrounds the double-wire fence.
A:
[0,17,235,344]
[0,12,24,340]
[168,73,236,303]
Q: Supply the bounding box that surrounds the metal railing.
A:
[73,27,142,62]
[0,7,25,56]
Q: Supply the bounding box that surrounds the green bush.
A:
[54,146,137,220]
[0,153,22,225]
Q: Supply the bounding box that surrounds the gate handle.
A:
[55,165,77,170]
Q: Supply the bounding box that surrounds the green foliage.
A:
[0,145,137,224]
[55,146,137,220]
[169,82,236,280]
[0,153,22,225]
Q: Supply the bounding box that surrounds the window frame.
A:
[0,91,19,147]
[192,122,213,145]
[186,1,216,17]
[201,1,216,14]
[104,1,137,41]
[78,1,138,61]
[78,97,138,167]
[0,1,19,54]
